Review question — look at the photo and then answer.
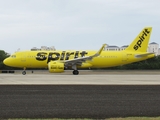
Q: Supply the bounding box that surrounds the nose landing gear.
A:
[22,71,26,75]
[22,67,26,75]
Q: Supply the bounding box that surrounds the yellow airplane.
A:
[3,27,155,75]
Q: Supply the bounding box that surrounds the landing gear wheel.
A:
[73,70,79,75]
[22,71,26,75]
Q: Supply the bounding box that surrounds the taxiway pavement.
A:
[0,70,160,85]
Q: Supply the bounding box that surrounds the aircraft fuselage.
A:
[5,50,154,68]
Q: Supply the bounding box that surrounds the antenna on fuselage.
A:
[16,48,20,52]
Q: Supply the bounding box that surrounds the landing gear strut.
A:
[72,65,79,75]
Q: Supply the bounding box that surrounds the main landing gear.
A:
[73,70,79,75]
[72,65,79,75]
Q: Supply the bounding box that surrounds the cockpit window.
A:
[11,55,16,58]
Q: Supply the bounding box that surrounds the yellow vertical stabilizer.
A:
[125,27,152,52]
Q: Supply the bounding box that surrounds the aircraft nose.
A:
[3,58,9,66]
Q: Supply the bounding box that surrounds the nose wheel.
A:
[73,70,79,75]
[22,71,26,75]
[22,67,26,75]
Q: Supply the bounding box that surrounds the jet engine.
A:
[48,61,64,73]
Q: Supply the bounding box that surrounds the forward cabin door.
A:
[21,53,33,67]
[21,53,26,62]
[21,52,27,67]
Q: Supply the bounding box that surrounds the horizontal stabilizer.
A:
[135,53,155,58]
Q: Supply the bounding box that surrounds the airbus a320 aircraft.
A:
[3,27,155,75]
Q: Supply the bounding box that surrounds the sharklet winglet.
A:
[93,44,106,57]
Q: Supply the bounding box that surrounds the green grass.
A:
[7,117,160,120]
[108,117,160,120]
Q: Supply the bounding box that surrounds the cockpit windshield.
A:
[10,55,16,58]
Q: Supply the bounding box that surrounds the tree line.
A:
[108,56,160,70]
[0,50,11,70]
[0,50,160,70]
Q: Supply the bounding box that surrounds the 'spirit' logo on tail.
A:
[133,29,150,50]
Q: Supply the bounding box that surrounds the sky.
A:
[0,0,160,54]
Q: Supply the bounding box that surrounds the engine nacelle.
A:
[48,61,64,73]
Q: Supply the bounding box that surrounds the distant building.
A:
[31,42,160,56]
[104,42,160,56]
[31,46,56,51]
[31,47,41,51]
[104,45,120,51]
[50,46,56,50]
[120,45,129,50]
[41,46,48,50]
[104,45,128,51]
[159,48,160,56]
[148,42,159,56]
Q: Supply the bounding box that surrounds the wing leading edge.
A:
[62,44,106,66]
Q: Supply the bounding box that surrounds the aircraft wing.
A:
[62,44,106,66]
[135,53,155,58]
